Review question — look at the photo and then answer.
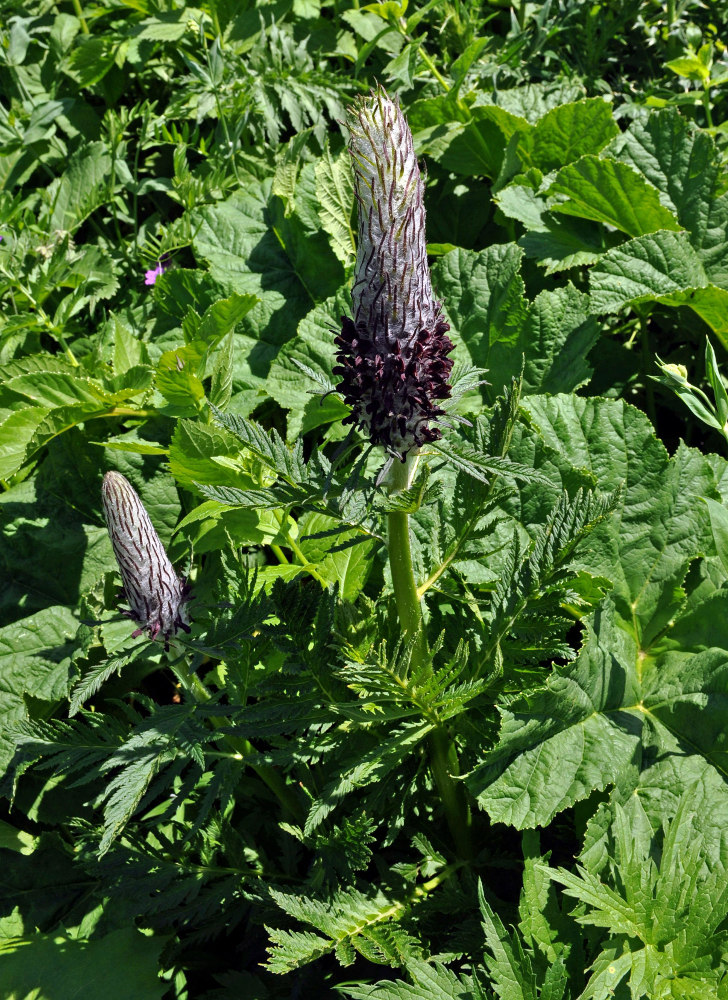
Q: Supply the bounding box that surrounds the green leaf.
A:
[46,141,112,232]
[479,882,537,1000]
[3,355,113,408]
[267,286,350,440]
[155,341,206,410]
[168,419,258,494]
[315,141,355,264]
[0,927,165,999]
[265,926,333,974]
[665,53,710,82]
[209,331,234,409]
[467,596,728,827]
[0,406,50,480]
[614,109,728,286]
[705,337,728,429]
[548,156,681,237]
[518,395,718,645]
[112,316,149,374]
[522,284,599,394]
[702,497,728,575]
[426,117,511,179]
[431,245,529,398]
[298,512,375,601]
[340,962,482,999]
[197,293,259,346]
[518,98,619,173]
[193,182,321,349]
[589,229,728,340]
[0,606,78,773]
[174,499,290,553]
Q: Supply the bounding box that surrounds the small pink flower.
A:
[144,255,169,286]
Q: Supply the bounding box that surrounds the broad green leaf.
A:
[209,330,234,409]
[0,438,114,622]
[168,419,259,493]
[467,597,728,828]
[702,497,728,575]
[0,606,78,773]
[0,406,50,480]
[548,156,681,237]
[434,248,599,396]
[47,141,112,232]
[589,230,728,340]
[155,341,206,410]
[517,395,720,645]
[112,316,149,375]
[518,98,619,173]
[0,927,165,999]
[425,117,509,178]
[193,183,320,350]
[432,245,529,398]
[3,355,112,408]
[614,109,728,286]
[519,219,606,275]
[522,284,599,394]
[197,293,259,346]
[298,512,375,601]
[482,81,586,123]
[173,499,289,553]
[315,142,355,264]
[267,287,350,440]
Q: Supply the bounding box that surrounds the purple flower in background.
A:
[144,255,169,286]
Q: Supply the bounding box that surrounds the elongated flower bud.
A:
[333,88,454,460]
[101,471,190,643]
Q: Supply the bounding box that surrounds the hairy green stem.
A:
[173,654,305,824]
[387,454,473,859]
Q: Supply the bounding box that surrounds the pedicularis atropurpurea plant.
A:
[4,4,728,999]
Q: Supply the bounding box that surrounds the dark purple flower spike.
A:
[333,87,454,461]
[102,471,191,644]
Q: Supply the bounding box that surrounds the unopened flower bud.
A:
[662,363,689,381]
[333,87,454,460]
[102,471,190,643]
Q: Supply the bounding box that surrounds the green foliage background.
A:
[2,0,728,997]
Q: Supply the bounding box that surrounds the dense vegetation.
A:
[2,1,728,997]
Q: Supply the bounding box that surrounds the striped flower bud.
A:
[102,471,190,643]
[333,88,454,460]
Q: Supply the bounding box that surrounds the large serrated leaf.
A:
[548,156,681,238]
[315,142,355,264]
[467,597,728,828]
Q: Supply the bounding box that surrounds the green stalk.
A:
[387,454,473,860]
[173,654,306,824]
[70,0,89,33]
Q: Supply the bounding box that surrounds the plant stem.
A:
[639,312,657,429]
[173,654,306,824]
[387,453,473,860]
[71,0,89,33]
[387,455,427,663]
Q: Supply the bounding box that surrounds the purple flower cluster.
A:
[333,88,454,461]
